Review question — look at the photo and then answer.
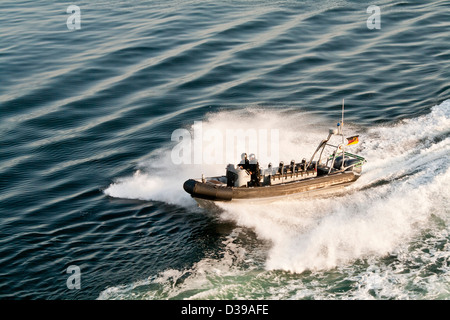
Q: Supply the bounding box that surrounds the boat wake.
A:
[216,100,450,273]
[101,99,450,299]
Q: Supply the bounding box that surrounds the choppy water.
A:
[1,0,449,300]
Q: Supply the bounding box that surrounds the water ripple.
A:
[0,0,449,299]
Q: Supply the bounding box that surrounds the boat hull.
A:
[183,171,359,202]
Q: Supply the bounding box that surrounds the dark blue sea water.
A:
[1,0,449,300]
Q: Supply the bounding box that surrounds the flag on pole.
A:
[346,135,359,145]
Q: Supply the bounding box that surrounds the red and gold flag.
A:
[346,135,359,145]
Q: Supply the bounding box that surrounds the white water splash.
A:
[103,106,327,205]
[217,100,450,273]
[101,100,450,299]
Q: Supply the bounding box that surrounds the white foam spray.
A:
[217,100,450,273]
[103,106,327,205]
[102,100,450,299]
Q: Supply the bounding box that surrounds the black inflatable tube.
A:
[183,171,359,202]
[183,179,233,201]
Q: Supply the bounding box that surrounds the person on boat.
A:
[249,153,261,186]
[239,153,250,170]
[301,158,307,170]
[278,161,284,174]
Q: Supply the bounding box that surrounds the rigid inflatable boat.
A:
[183,109,366,203]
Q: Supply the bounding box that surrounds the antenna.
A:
[341,99,345,169]
[341,98,344,140]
